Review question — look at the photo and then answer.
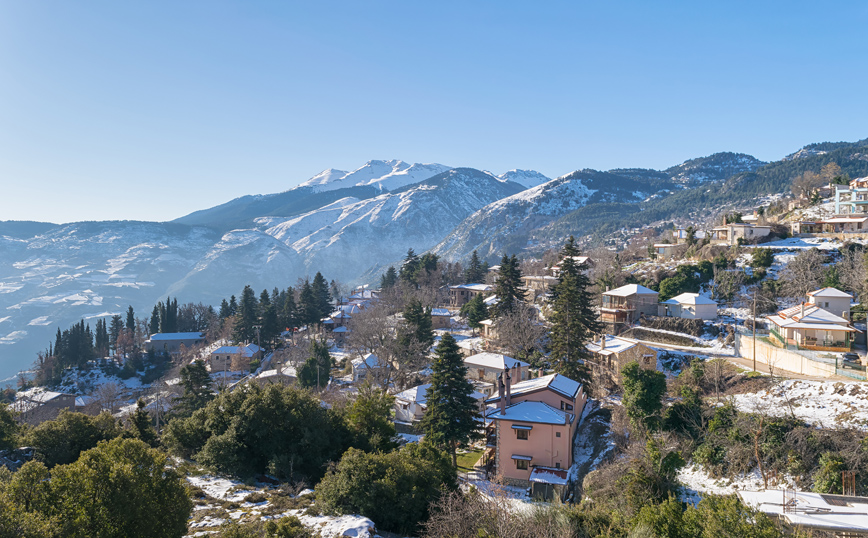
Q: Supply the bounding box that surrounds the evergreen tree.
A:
[298,279,318,326]
[259,289,280,346]
[281,287,298,331]
[218,299,231,319]
[401,299,434,350]
[312,272,333,320]
[233,285,258,343]
[298,340,332,389]
[174,360,214,417]
[125,306,135,332]
[464,250,486,283]
[149,305,160,335]
[459,293,489,333]
[399,248,420,285]
[547,237,602,390]
[129,399,158,447]
[492,254,526,318]
[380,266,398,289]
[419,333,481,467]
[109,315,124,356]
[228,295,238,316]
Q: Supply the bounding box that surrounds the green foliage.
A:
[621,362,666,431]
[401,299,434,350]
[751,248,774,269]
[380,266,398,289]
[812,452,846,494]
[129,399,158,447]
[492,254,526,318]
[233,285,259,343]
[24,410,122,467]
[0,404,16,451]
[547,237,601,389]
[48,438,192,538]
[316,442,456,534]
[298,340,332,389]
[174,359,214,417]
[419,333,481,466]
[633,494,783,538]
[459,293,488,331]
[463,250,486,284]
[345,383,397,453]
[164,383,351,482]
[657,264,712,301]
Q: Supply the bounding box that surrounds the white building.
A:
[806,287,855,320]
[659,293,718,320]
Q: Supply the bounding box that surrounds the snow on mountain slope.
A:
[296,160,452,192]
[498,169,551,189]
[665,152,766,184]
[433,174,594,261]
[259,168,524,282]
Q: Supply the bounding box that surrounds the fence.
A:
[734,329,864,379]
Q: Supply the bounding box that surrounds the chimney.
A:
[539,368,545,377]
[600,334,606,350]
[800,303,805,319]
[498,374,506,415]
[505,370,512,407]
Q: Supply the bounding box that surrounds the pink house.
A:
[483,372,584,500]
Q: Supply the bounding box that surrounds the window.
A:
[556,432,561,438]
[516,429,528,440]
[516,459,528,470]
[565,403,573,411]
[555,462,561,469]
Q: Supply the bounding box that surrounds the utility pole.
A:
[753,287,757,372]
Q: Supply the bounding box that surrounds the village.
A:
[5,174,868,538]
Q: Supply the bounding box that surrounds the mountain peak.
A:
[497,169,552,189]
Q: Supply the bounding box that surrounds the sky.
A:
[2,1,868,224]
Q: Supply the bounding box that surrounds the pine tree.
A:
[219,299,231,319]
[130,399,158,446]
[174,359,214,417]
[464,250,486,283]
[228,295,238,316]
[312,272,333,320]
[281,287,297,331]
[298,279,318,326]
[233,285,258,343]
[298,340,332,389]
[419,333,481,467]
[109,315,124,356]
[493,254,526,318]
[259,289,279,346]
[548,236,602,390]
[399,248,420,285]
[460,293,489,333]
[401,299,434,350]
[380,266,398,289]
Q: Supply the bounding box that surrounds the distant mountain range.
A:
[2,139,868,380]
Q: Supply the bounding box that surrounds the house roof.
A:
[662,293,718,306]
[776,303,850,324]
[352,353,383,370]
[485,373,581,404]
[332,326,349,333]
[212,344,261,357]
[529,466,570,486]
[431,308,451,317]
[603,284,658,297]
[807,287,854,299]
[395,383,484,406]
[465,352,529,370]
[450,284,492,292]
[16,388,71,404]
[148,332,203,341]
[738,489,868,533]
[586,335,640,355]
[486,401,573,425]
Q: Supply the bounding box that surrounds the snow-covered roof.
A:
[332,326,349,333]
[738,489,868,533]
[529,466,570,486]
[661,293,718,306]
[486,373,580,403]
[212,344,261,357]
[486,401,572,425]
[431,308,451,317]
[352,353,383,370]
[395,383,484,406]
[776,303,850,324]
[586,335,640,355]
[603,284,658,297]
[16,388,71,404]
[483,295,499,306]
[451,284,492,292]
[148,332,203,341]
[465,352,529,370]
[257,365,297,379]
[807,287,854,299]
[818,217,868,223]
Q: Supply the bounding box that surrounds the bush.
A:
[316,442,456,534]
[751,248,774,269]
[24,410,122,467]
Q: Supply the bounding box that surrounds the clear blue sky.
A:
[2,1,867,223]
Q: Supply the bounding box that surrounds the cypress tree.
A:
[233,285,258,343]
[149,305,160,335]
[419,333,480,467]
[109,315,124,356]
[548,236,602,390]
[126,306,135,332]
[492,254,526,318]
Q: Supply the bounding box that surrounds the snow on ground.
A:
[288,510,378,538]
[760,237,855,251]
[678,463,792,505]
[186,475,254,502]
[732,379,868,430]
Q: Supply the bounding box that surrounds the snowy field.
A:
[678,463,793,505]
[732,379,868,430]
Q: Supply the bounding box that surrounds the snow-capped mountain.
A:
[297,160,453,192]
[664,152,766,184]
[497,169,552,189]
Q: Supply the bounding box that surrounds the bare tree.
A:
[791,170,824,198]
[93,381,123,414]
[711,266,746,303]
[493,302,546,363]
[838,248,867,299]
[778,248,826,299]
